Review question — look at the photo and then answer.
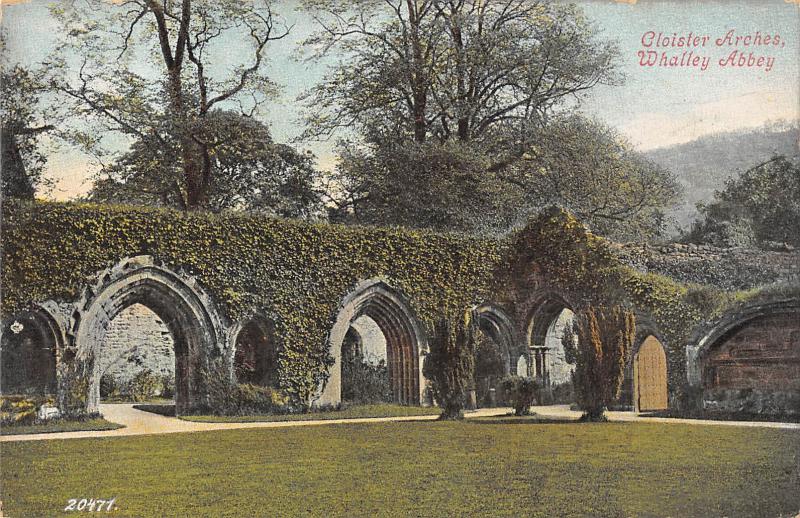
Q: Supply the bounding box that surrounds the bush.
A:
[160,375,175,399]
[342,354,392,405]
[99,374,119,399]
[0,395,59,426]
[127,370,161,402]
[550,380,575,405]
[500,376,539,416]
[202,361,290,416]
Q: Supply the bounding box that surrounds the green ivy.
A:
[4,201,790,403]
[2,200,501,403]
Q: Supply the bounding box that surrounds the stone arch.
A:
[319,279,427,406]
[70,256,226,414]
[1,303,64,395]
[525,292,574,384]
[474,303,522,375]
[230,314,279,388]
[690,298,800,415]
[618,315,668,409]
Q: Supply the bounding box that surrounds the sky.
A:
[2,0,798,199]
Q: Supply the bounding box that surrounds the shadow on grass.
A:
[468,413,580,426]
[133,404,175,417]
[640,409,800,424]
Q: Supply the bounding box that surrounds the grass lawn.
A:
[0,418,123,436]
[2,420,798,517]
[178,403,443,423]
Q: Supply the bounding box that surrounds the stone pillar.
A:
[685,344,700,386]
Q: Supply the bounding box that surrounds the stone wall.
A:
[701,312,800,415]
[97,304,175,391]
[612,242,799,290]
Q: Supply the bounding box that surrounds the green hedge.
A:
[2,201,502,402]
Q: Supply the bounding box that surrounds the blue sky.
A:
[2,0,798,199]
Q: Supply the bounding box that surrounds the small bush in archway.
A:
[573,305,636,422]
[500,376,539,416]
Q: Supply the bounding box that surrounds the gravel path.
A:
[2,404,797,443]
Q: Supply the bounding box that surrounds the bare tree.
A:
[48,0,290,209]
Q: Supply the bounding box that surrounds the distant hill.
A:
[644,122,799,232]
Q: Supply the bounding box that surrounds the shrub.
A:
[341,354,392,405]
[160,375,175,399]
[202,361,290,416]
[127,370,161,402]
[99,374,119,399]
[422,310,477,420]
[573,305,635,422]
[500,376,539,416]
[57,361,90,418]
[550,380,575,405]
[1,396,39,426]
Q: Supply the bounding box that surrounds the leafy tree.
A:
[686,155,800,248]
[301,0,619,150]
[301,2,681,238]
[48,0,290,210]
[423,309,478,420]
[330,115,680,238]
[501,115,683,241]
[1,59,54,199]
[572,305,635,421]
[329,140,522,233]
[89,111,323,218]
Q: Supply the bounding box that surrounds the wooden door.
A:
[634,336,668,411]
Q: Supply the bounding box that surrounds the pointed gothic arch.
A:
[319,279,427,406]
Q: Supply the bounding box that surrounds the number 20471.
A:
[64,498,117,512]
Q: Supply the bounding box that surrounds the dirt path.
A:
[0,404,506,442]
[2,404,797,443]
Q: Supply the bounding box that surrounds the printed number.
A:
[64,497,117,512]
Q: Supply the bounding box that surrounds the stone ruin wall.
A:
[612,242,800,290]
[702,312,800,415]
[97,304,175,391]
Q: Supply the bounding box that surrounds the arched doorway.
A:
[527,295,576,403]
[97,303,176,404]
[634,336,668,411]
[341,316,392,404]
[1,308,61,396]
[320,279,426,406]
[72,257,224,414]
[695,300,800,415]
[233,317,279,388]
[474,304,520,407]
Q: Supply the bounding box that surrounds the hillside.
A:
[644,122,799,231]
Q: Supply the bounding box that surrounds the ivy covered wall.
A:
[3,201,793,409]
[2,201,502,405]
